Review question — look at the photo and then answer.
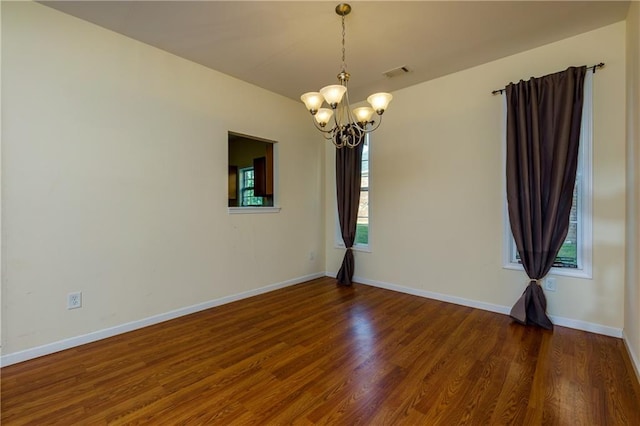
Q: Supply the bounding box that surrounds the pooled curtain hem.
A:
[509,281,554,330]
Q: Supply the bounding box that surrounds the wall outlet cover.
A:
[68,292,82,309]
[544,277,557,292]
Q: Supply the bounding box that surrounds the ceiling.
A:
[40,1,630,103]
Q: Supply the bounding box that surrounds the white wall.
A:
[1,2,325,357]
[326,22,627,333]
[625,0,640,378]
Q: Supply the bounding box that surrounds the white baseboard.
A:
[548,314,622,337]
[335,274,623,338]
[352,275,512,316]
[0,272,324,367]
[622,330,640,385]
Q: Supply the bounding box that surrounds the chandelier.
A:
[300,3,392,149]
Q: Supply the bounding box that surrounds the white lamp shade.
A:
[320,85,347,106]
[314,108,334,126]
[353,107,375,123]
[367,92,393,113]
[300,92,324,112]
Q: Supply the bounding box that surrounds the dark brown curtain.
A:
[335,142,364,286]
[506,66,586,330]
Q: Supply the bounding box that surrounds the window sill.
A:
[335,243,371,253]
[503,262,592,279]
[228,207,281,214]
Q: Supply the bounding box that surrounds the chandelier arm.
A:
[346,116,375,134]
[363,115,383,133]
[350,120,368,133]
[347,125,365,148]
[338,88,363,143]
[310,116,338,135]
[332,105,343,130]
[331,128,345,148]
[341,87,355,124]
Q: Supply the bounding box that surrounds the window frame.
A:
[228,132,280,214]
[502,71,593,279]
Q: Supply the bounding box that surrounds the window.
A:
[239,167,264,207]
[355,138,369,246]
[228,132,279,213]
[336,135,370,250]
[503,72,592,278]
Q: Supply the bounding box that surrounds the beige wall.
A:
[625,0,640,377]
[1,2,325,355]
[326,22,627,331]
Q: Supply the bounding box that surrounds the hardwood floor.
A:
[2,277,639,424]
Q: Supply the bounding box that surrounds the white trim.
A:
[351,275,511,315]
[334,241,372,253]
[228,206,281,214]
[623,330,640,385]
[360,136,371,251]
[579,71,594,278]
[0,272,324,367]
[502,263,592,279]
[548,314,621,337]
[327,273,623,338]
[501,94,511,270]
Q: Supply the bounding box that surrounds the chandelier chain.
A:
[341,14,347,72]
[300,3,392,149]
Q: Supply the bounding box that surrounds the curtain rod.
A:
[491,62,604,95]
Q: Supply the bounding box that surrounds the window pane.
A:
[240,168,263,206]
[555,223,577,268]
[513,183,578,268]
[556,181,579,268]
[355,139,369,246]
[356,189,369,245]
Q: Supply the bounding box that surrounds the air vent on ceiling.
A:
[383,66,411,78]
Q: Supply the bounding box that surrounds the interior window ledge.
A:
[502,262,592,279]
[228,207,281,214]
[335,243,371,253]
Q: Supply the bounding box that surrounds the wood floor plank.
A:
[2,277,639,424]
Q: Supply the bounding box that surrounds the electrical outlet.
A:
[544,277,557,292]
[309,251,316,261]
[67,292,82,309]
